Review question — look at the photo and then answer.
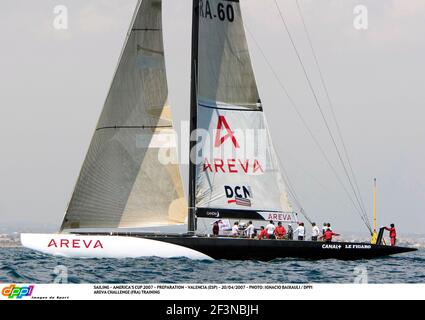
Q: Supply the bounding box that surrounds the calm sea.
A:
[0,247,423,283]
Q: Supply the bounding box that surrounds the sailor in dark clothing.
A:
[322,223,328,235]
[286,224,293,240]
[212,221,220,236]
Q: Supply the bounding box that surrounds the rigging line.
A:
[275,0,370,227]
[288,186,312,226]
[244,26,367,226]
[283,151,362,213]
[278,151,341,227]
[269,114,368,225]
[273,141,308,220]
[283,161,369,228]
[295,0,369,220]
[264,116,312,223]
[282,169,303,211]
[273,0,371,231]
[281,165,312,225]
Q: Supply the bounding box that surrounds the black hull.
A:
[80,232,417,261]
[147,236,416,260]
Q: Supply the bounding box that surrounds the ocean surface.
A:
[0,247,424,283]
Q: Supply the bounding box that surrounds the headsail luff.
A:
[61,0,186,230]
[193,0,296,222]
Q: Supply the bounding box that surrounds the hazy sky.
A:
[0,0,424,234]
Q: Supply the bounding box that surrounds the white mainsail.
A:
[194,0,296,222]
[61,0,186,230]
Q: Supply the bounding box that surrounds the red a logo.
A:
[214,116,240,148]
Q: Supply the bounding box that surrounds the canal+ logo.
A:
[2,284,34,299]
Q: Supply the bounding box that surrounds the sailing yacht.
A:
[21,0,416,260]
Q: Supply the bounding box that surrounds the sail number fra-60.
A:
[200,0,235,22]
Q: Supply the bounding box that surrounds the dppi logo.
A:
[225,185,252,207]
[2,284,34,299]
[203,116,264,174]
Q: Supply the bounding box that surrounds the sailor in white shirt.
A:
[244,221,255,238]
[311,222,320,241]
[294,222,305,240]
[232,221,240,237]
[265,220,276,239]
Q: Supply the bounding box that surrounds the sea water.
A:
[0,247,423,283]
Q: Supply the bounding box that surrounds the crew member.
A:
[320,228,340,242]
[258,226,268,240]
[244,221,255,239]
[232,222,240,237]
[384,224,397,246]
[266,220,276,240]
[212,221,219,236]
[287,224,294,240]
[294,222,305,241]
[275,222,287,239]
[311,222,320,241]
[322,223,328,235]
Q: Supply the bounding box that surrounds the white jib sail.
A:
[194,0,296,222]
[61,0,187,230]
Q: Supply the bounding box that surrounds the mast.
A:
[371,178,378,244]
[373,178,377,231]
[188,0,199,234]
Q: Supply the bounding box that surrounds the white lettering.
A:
[353,5,368,30]
[53,5,68,30]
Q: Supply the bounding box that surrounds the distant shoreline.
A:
[0,244,21,248]
[0,233,21,248]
